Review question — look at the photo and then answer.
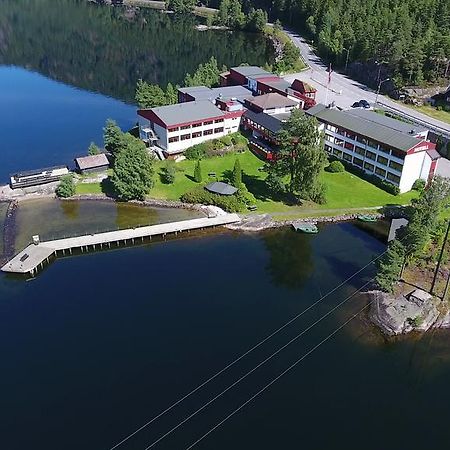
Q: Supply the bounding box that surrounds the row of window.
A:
[327,134,405,172]
[326,127,405,160]
[325,145,401,184]
[168,118,224,133]
[168,127,224,143]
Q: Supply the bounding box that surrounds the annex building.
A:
[307,104,440,193]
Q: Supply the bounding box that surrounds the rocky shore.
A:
[367,287,450,335]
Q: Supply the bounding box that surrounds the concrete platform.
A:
[1,213,241,275]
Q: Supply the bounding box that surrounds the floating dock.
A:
[1,214,241,276]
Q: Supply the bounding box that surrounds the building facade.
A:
[308,105,439,193]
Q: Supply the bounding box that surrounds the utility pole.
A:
[375,78,390,104]
[431,220,450,297]
[343,47,350,73]
[443,269,450,301]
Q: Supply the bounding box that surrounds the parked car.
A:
[359,99,371,109]
[351,101,361,108]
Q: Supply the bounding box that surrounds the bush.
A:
[181,187,244,212]
[326,160,345,173]
[219,135,232,146]
[185,143,207,160]
[194,160,202,183]
[184,133,248,160]
[412,178,426,192]
[56,174,75,198]
[160,163,176,184]
[265,172,285,195]
[236,183,257,206]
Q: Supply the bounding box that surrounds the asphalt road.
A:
[283,29,450,136]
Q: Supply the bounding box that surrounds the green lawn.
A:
[399,103,450,125]
[78,150,418,217]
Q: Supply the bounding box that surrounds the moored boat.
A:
[291,222,319,234]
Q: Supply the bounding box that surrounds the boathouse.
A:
[74,154,110,174]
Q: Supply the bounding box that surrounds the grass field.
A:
[400,103,450,125]
[77,150,418,217]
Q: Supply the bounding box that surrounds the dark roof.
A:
[13,165,68,178]
[346,108,428,136]
[75,154,110,170]
[178,85,252,102]
[259,78,291,91]
[308,105,424,152]
[140,101,225,126]
[427,149,441,160]
[246,93,298,110]
[231,66,273,78]
[204,181,238,196]
[244,110,284,134]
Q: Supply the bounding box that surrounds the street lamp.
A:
[376,78,390,104]
[343,47,350,73]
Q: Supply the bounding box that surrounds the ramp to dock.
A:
[1,213,240,275]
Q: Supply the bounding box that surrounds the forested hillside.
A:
[211,0,450,86]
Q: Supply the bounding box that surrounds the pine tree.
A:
[376,240,406,292]
[88,142,100,156]
[194,160,202,183]
[103,119,123,155]
[232,158,242,187]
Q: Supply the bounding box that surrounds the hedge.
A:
[180,186,244,212]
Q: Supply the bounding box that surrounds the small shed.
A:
[204,182,238,196]
[408,289,432,306]
[75,154,110,174]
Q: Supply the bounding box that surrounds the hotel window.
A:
[346,132,356,140]
[180,134,191,141]
[324,144,332,153]
[168,136,179,143]
[353,157,363,167]
[325,134,334,142]
[203,120,213,126]
[214,118,224,123]
[180,125,190,130]
[168,127,179,133]
[335,138,345,146]
[389,160,403,172]
[355,146,365,156]
[214,127,224,133]
[192,122,202,128]
[337,128,346,136]
[332,149,343,158]
[192,131,202,138]
[366,150,376,161]
[367,139,378,149]
[203,129,213,136]
[377,155,388,166]
[375,167,386,178]
[391,149,405,160]
[343,152,352,161]
[387,172,400,184]
[379,144,391,154]
[364,162,375,172]
[356,135,367,145]
[344,142,354,151]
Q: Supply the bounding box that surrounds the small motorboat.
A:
[291,223,319,234]
[357,214,378,223]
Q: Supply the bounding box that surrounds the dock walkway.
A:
[1,213,240,275]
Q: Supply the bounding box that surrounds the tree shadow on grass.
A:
[100,177,117,198]
[185,173,196,182]
[243,173,300,206]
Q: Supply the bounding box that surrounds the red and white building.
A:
[138,100,244,157]
[307,105,440,193]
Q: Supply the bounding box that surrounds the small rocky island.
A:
[367,285,450,335]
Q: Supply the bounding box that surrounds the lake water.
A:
[1,223,450,450]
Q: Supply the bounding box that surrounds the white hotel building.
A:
[138,97,245,158]
[307,105,440,193]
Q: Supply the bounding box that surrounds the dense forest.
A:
[207,0,450,86]
[0,0,273,102]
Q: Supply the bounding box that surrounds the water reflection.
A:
[0,0,274,102]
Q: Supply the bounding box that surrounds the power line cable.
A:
[109,251,384,450]
[143,278,373,449]
[185,301,372,450]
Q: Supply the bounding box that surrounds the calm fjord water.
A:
[1,224,450,450]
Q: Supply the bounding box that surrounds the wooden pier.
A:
[1,214,241,276]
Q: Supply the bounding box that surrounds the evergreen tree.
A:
[194,160,202,183]
[165,83,178,105]
[273,109,327,202]
[88,142,100,156]
[376,239,406,292]
[246,8,268,33]
[231,158,242,187]
[135,79,167,108]
[111,134,154,201]
[103,119,123,155]
[56,174,76,198]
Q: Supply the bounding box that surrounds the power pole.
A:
[431,220,450,296]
